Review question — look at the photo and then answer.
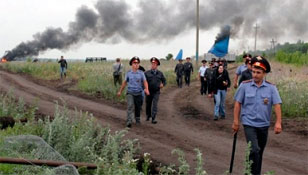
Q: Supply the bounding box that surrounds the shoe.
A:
[136,120,141,124]
[220,116,225,119]
[126,123,132,128]
[151,120,157,124]
[146,116,151,121]
[214,116,219,121]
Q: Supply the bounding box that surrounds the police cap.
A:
[201,60,207,63]
[150,57,160,66]
[251,56,271,73]
[129,56,140,65]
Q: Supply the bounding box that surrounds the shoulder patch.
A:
[242,80,252,83]
[265,80,275,85]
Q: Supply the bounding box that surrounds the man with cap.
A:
[198,60,208,95]
[174,59,184,88]
[234,53,252,88]
[232,56,282,175]
[183,57,194,86]
[239,59,253,85]
[144,57,167,124]
[117,56,150,128]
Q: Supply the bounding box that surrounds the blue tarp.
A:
[208,37,229,57]
[175,49,183,60]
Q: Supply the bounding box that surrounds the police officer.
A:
[234,53,252,88]
[174,59,184,88]
[239,59,253,85]
[145,57,166,124]
[117,56,150,128]
[232,56,282,175]
[183,57,194,86]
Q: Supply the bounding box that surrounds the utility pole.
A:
[195,0,200,66]
[270,38,276,53]
[254,23,259,53]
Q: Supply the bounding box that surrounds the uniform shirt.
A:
[234,80,282,127]
[175,63,184,76]
[198,66,208,77]
[125,70,146,95]
[184,62,194,73]
[113,63,124,73]
[145,69,166,93]
[239,69,252,85]
[235,64,247,75]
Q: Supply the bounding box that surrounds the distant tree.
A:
[166,53,173,61]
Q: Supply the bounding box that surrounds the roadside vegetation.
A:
[0,91,210,175]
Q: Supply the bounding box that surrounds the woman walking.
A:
[212,65,231,120]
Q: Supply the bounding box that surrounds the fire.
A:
[1,58,7,63]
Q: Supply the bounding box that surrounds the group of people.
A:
[195,58,231,120]
[116,57,166,128]
[113,54,282,175]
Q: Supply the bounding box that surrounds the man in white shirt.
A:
[198,60,208,95]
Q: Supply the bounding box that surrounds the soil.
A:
[0,68,307,175]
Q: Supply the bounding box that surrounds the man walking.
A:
[58,56,67,79]
[145,57,166,124]
[117,56,150,128]
[183,57,194,86]
[174,59,184,88]
[234,53,252,88]
[232,56,282,175]
[113,58,124,86]
[198,60,208,95]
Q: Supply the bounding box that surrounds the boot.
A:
[151,115,157,124]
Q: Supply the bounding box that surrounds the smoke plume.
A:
[4,0,308,60]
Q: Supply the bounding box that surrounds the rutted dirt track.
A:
[0,70,307,175]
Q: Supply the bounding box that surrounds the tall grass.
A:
[275,51,308,65]
[267,62,308,118]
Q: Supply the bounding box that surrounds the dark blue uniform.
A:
[145,69,166,123]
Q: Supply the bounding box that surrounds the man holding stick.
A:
[232,56,282,175]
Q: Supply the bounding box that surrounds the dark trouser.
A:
[113,73,122,86]
[184,72,191,86]
[243,125,269,175]
[176,75,183,88]
[126,93,143,124]
[146,91,160,121]
[200,77,208,95]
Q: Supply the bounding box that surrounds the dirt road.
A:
[0,70,307,175]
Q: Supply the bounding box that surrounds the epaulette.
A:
[265,80,275,85]
[242,80,252,83]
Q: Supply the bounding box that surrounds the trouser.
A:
[184,72,191,86]
[200,77,208,95]
[243,125,269,175]
[113,73,122,86]
[60,67,66,78]
[176,75,183,88]
[214,89,226,117]
[146,91,160,120]
[126,93,143,124]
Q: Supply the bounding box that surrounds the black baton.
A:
[229,132,238,174]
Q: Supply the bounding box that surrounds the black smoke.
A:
[4,0,308,60]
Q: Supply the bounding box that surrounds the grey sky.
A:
[1,0,307,60]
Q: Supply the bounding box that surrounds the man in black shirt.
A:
[58,56,67,79]
[174,59,184,88]
[239,59,252,85]
[183,57,194,86]
[145,57,166,124]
